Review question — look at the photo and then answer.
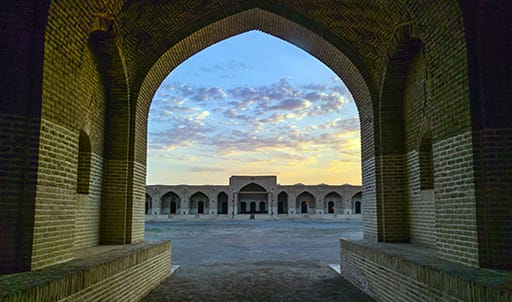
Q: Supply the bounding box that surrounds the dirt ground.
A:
[142,220,374,301]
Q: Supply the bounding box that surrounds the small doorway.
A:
[328,201,334,214]
[198,201,204,214]
[301,201,308,214]
[250,202,256,213]
[170,201,177,214]
[355,201,361,214]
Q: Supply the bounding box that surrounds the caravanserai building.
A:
[146,175,361,220]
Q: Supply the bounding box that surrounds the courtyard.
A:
[142,219,374,301]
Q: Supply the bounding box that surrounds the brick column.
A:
[180,191,187,215]
[89,25,132,245]
[233,192,238,217]
[374,36,422,243]
[0,1,49,273]
[267,192,272,217]
[462,0,512,270]
[151,189,160,215]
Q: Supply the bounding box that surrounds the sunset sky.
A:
[147,30,361,185]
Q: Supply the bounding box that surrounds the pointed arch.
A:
[324,191,342,213]
[129,6,377,239]
[145,193,152,215]
[296,191,315,214]
[77,130,92,194]
[161,191,180,215]
[376,32,423,243]
[240,183,266,192]
[217,191,228,214]
[190,191,209,215]
[277,191,288,214]
[351,192,362,214]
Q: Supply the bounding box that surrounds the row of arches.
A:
[146,191,230,215]
[145,190,361,216]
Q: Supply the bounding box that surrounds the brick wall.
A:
[0,242,171,302]
[473,129,512,269]
[126,161,146,243]
[0,114,41,273]
[461,1,512,270]
[0,0,48,273]
[34,0,129,267]
[32,119,78,269]
[372,1,478,266]
[434,132,478,266]
[74,152,103,250]
[403,51,436,248]
[35,1,102,269]
[362,157,377,241]
[340,239,512,302]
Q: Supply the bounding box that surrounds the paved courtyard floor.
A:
[142,219,374,301]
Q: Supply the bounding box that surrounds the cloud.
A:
[148,152,196,161]
[148,114,213,151]
[267,99,312,111]
[201,59,253,74]
[319,117,360,132]
[196,111,210,120]
[153,77,353,120]
[307,94,350,117]
[259,113,295,125]
[148,77,359,166]
[187,166,227,172]
[189,87,227,102]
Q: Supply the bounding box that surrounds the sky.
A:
[147,30,361,186]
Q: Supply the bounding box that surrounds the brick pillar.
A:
[374,35,422,243]
[151,189,160,215]
[271,192,277,217]
[89,26,132,245]
[180,191,187,215]
[0,1,49,273]
[233,192,238,217]
[462,0,512,270]
[267,192,272,216]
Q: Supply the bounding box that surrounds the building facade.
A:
[146,176,362,219]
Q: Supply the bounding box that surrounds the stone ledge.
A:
[0,241,171,302]
[340,239,512,302]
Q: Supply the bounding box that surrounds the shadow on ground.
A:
[142,220,374,301]
[142,260,374,302]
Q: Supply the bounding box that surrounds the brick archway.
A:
[130,6,379,243]
[5,1,512,300]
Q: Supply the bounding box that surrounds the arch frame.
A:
[127,5,378,239]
